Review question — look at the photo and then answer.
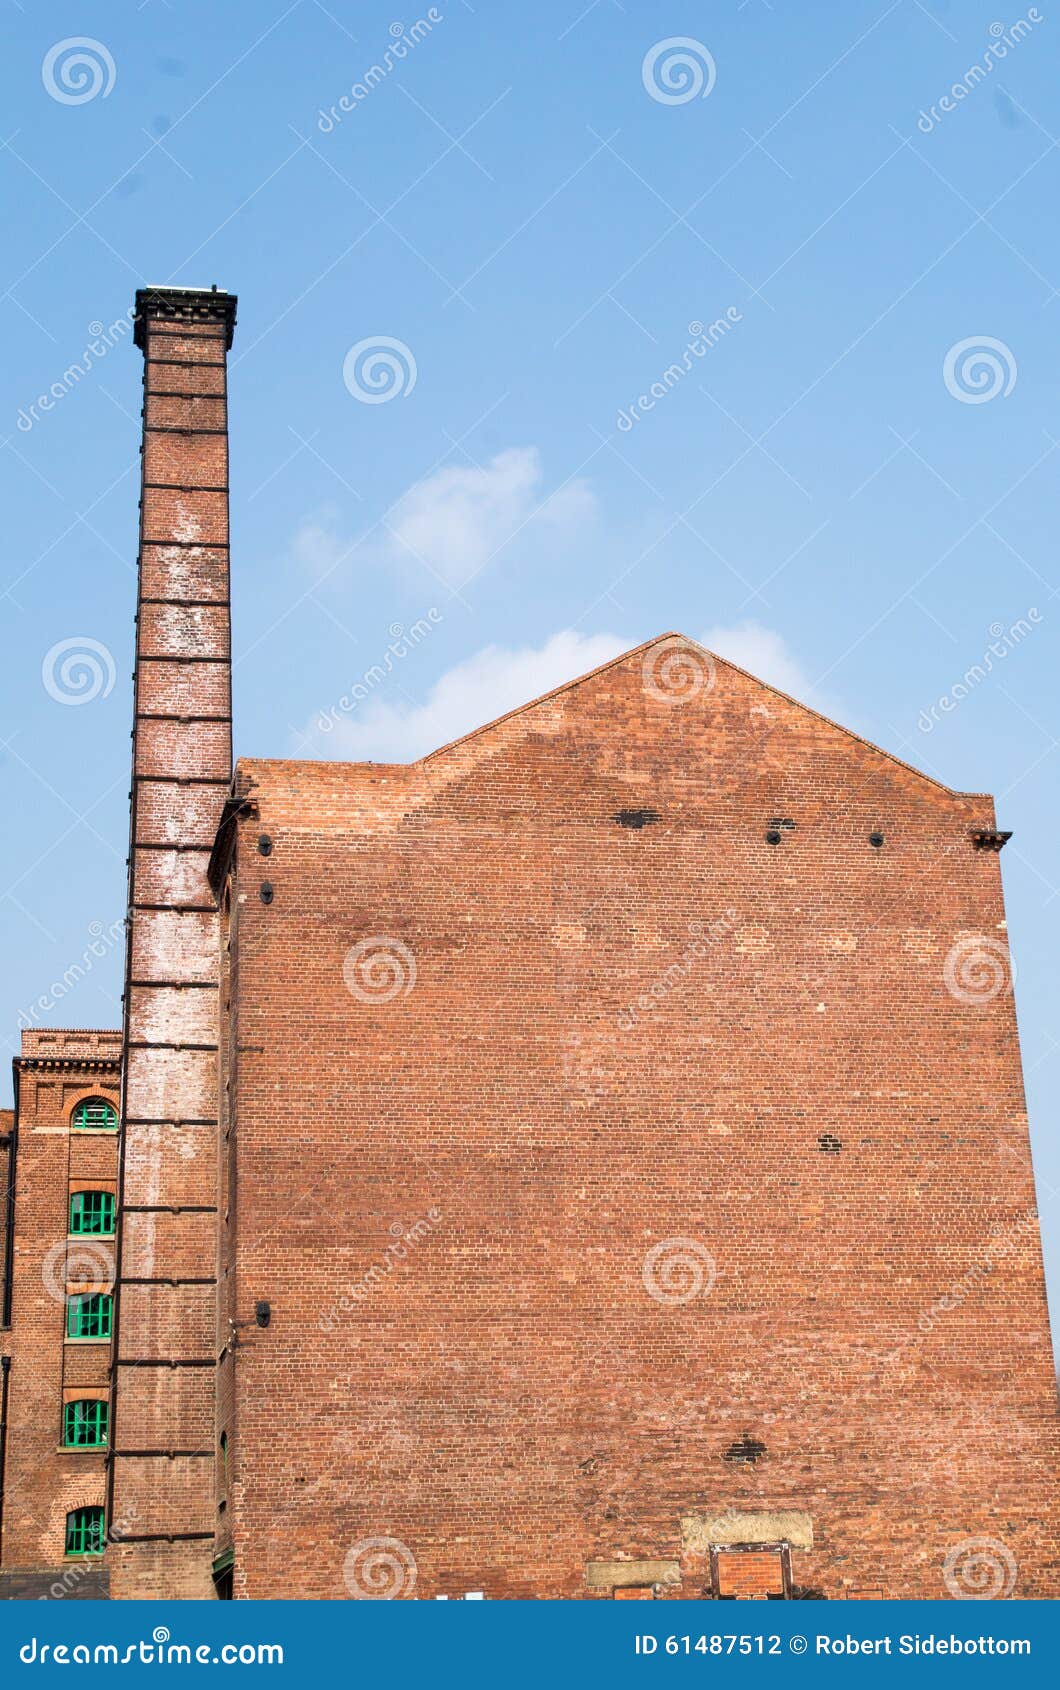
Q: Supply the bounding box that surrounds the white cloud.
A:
[291,505,349,580]
[290,446,597,592]
[304,630,627,763]
[699,621,823,708]
[388,447,596,588]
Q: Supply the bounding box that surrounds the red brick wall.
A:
[0,1032,119,1585]
[221,640,1058,1599]
[108,287,236,1600]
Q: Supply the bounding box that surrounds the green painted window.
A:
[66,1293,113,1341]
[63,1399,109,1447]
[65,1506,105,1557]
[71,1098,117,1132]
[69,1191,115,1236]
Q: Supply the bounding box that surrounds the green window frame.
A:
[63,1398,109,1448]
[71,1098,117,1132]
[65,1292,113,1341]
[69,1190,115,1236]
[65,1506,105,1557]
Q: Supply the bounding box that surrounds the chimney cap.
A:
[134,285,237,350]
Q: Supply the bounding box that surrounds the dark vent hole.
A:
[613,809,659,830]
[723,1433,766,1466]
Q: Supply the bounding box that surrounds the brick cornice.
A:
[14,1056,121,1073]
[134,286,237,350]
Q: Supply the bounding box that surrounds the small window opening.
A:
[66,1292,113,1341]
[63,1398,109,1447]
[71,1098,117,1132]
[70,1191,115,1235]
[65,1506,105,1557]
[213,1547,235,1599]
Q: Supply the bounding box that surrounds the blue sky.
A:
[1,2,1058,1341]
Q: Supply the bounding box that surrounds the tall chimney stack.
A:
[109,286,237,1599]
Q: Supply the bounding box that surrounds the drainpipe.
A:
[1,1059,19,1568]
[1,1061,16,1330]
[0,1355,10,1566]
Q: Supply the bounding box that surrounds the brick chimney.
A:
[109,286,237,1598]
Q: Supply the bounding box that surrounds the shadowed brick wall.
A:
[108,287,236,1600]
[218,639,1058,1599]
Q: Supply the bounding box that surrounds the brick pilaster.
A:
[109,287,236,1599]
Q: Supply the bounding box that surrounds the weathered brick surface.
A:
[220,644,1058,1599]
[120,1127,215,1210]
[136,718,230,784]
[127,985,218,1046]
[124,1048,216,1121]
[0,1033,119,1578]
[132,849,217,911]
[0,1568,110,1600]
[114,1370,213,1448]
[139,542,229,606]
[121,1212,216,1281]
[107,289,236,1601]
[130,913,218,984]
[134,785,226,851]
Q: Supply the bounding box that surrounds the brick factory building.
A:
[0,286,1057,1601]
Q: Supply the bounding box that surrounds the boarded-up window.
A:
[714,1548,788,1599]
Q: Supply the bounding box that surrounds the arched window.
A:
[63,1399,109,1447]
[69,1191,115,1236]
[66,1293,113,1341]
[71,1098,117,1132]
[65,1506,105,1557]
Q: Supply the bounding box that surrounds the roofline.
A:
[419,631,991,801]
[234,631,992,803]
